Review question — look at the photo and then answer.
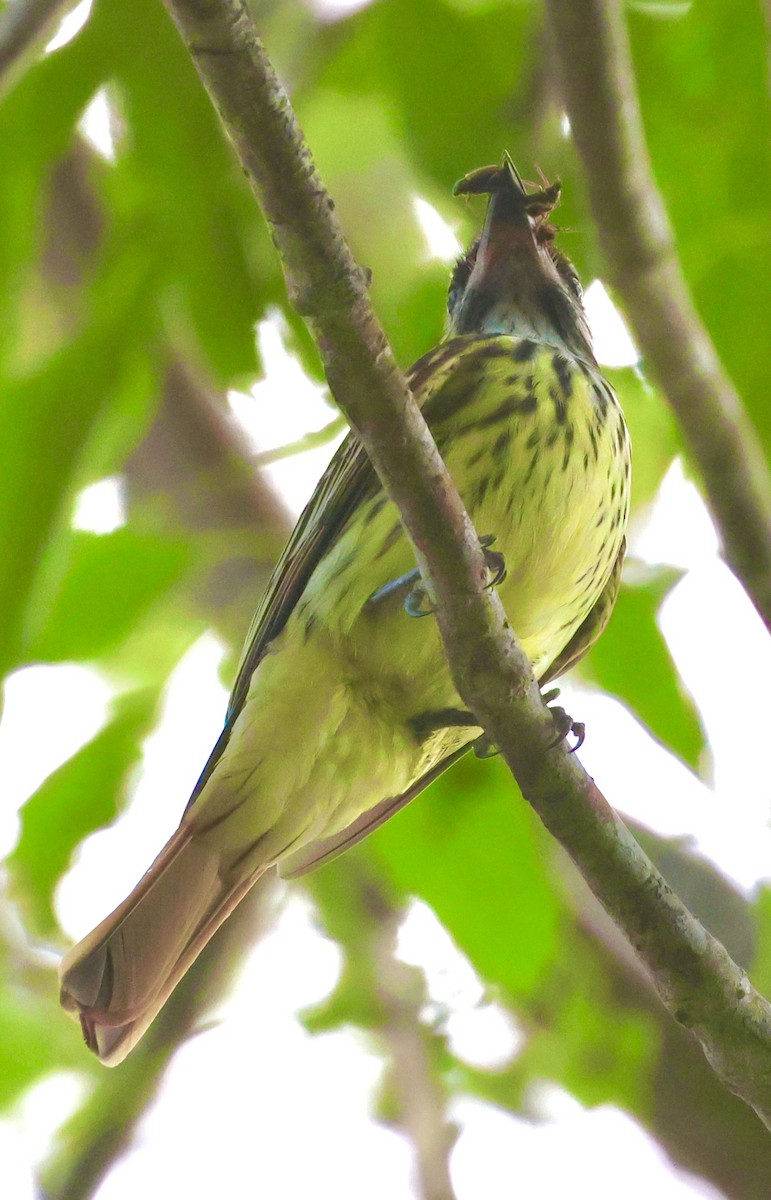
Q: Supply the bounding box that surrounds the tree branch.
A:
[545,0,771,631]
[308,861,459,1200]
[361,875,458,1200]
[161,0,771,1127]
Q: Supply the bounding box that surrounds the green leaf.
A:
[460,929,658,1116]
[0,977,94,1109]
[26,528,191,663]
[0,310,158,678]
[109,0,271,381]
[372,754,562,999]
[605,365,680,512]
[751,887,771,999]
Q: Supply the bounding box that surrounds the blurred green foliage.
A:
[1,0,769,1194]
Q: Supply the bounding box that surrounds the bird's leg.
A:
[368,534,506,619]
[365,565,438,617]
[408,709,500,760]
[367,567,422,609]
[542,687,585,752]
[472,732,500,759]
[408,708,480,739]
[404,579,437,618]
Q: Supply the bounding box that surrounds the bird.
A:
[60,154,630,1065]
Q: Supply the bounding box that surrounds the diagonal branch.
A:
[545,0,771,631]
[161,0,771,1127]
[0,0,71,91]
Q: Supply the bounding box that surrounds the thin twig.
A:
[252,413,346,466]
[309,861,459,1200]
[368,888,459,1200]
[545,0,771,631]
[0,0,71,91]
[162,0,771,1126]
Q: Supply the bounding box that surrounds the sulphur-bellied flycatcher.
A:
[60,156,630,1065]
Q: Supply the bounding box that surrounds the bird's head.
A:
[447,153,595,364]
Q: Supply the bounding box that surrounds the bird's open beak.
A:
[454,154,559,280]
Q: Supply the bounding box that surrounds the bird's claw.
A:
[404,583,437,618]
[542,687,585,752]
[480,534,507,588]
[473,732,500,759]
[369,535,504,620]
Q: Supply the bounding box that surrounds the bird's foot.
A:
[542,687,585,752]
[366,566,437,617]
[479,534,507,588]
[473,732,500,759]
[408,708,497,759]
[404,581,437,618]
[367,534,504,620]
[367,567,421,608]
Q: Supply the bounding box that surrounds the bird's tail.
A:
[59,822,266,1066]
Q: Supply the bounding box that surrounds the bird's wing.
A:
[279,539,628,880]
[539,536,626,686]
[185,337,475,811]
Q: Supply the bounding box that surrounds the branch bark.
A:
[368,889,459,1200]
[0,0,71,91]
[161,0,771,1127]
[309,861,459,1200]
[545,0,771,632]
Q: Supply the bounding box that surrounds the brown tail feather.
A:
[59,824,267,1066]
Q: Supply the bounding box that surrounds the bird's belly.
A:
[489,461,623,676]
[288,355,629,732]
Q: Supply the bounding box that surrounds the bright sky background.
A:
[2,12,768,1197]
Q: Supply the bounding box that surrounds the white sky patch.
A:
[4,1072,88,1176]
[45,0,93,53]
[398,899,484,1011]
[55,633,229,938]
[223,890,343,1022]
[398,899,523,1069]
[0,664,114,858]
[413,196,463,262]
[306,0,375,19]
[71,475,127,534]
[93,891,415,1200]
[659,564,771,856]
[584,279,640,367]
[450,1093,723,1200]
[559,678,771,892]
[633,457,719,569]
[560,459,771,890]
[78,87,117,163]
[0,1123,35,1200]
[228,313,345,516]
